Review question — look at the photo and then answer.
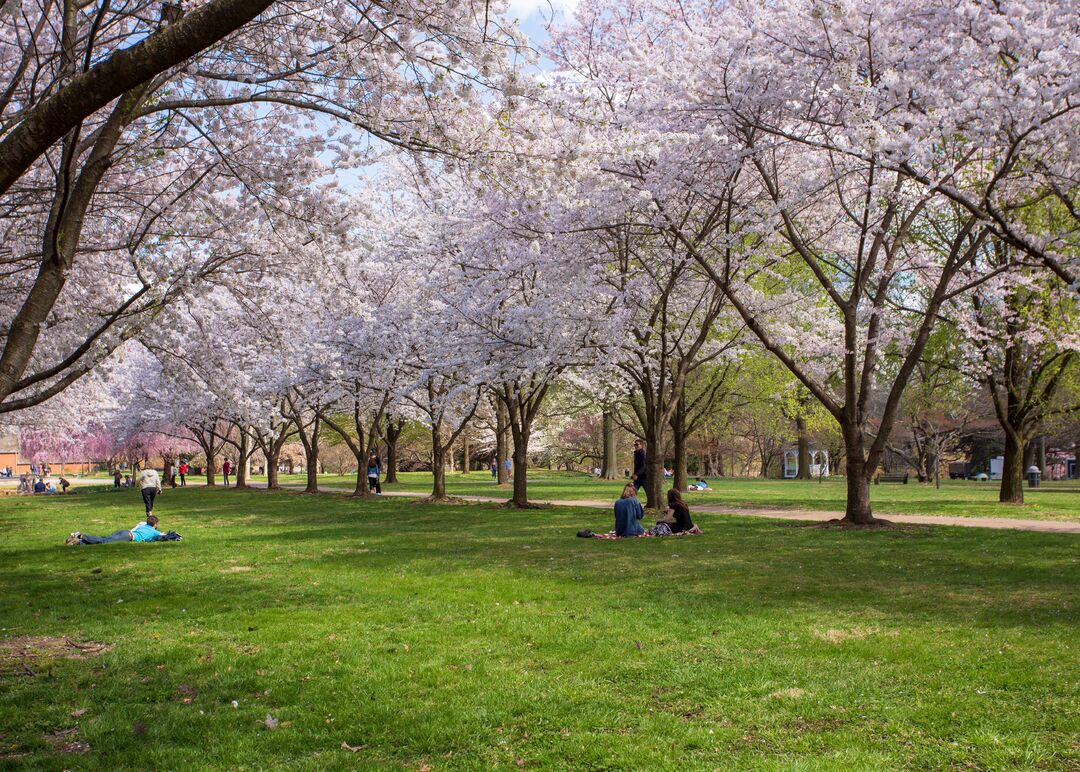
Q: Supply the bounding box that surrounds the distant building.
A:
[0,426,95,476]
[782,446,830,479]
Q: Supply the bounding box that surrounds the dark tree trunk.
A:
[303,415,320,494]
[670,397,687,491]
[645,434,663,510]
[999,430,1025,504]
[842,429,877,524]
[796,415,811,480]
[431,425,447,500]
[235,430,251,489]
[1036,435,1047,480]
[266,447,281,490]
[496,399,510,485]
[462,436,470,474]
[511,435,530,507]
[385,415,403,484]
[205,455,217,487]
[601,410,617,479]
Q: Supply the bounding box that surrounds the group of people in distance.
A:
[608,438,703,538]
[17,473,69,494]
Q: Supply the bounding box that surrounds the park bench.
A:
[875,473,909,484]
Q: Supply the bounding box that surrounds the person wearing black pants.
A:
[136,467,162,515]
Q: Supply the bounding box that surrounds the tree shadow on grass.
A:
[5,499,1076,637]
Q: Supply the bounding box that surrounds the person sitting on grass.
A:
[59,476,71,493]
[614,483,646,537]
[33,477,46,494]
[657,489,703,535]
[67,514,164,545]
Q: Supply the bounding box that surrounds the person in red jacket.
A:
[222,458,232,487]
[178,461,188,487]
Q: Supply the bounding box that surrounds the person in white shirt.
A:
[137,468,162,516]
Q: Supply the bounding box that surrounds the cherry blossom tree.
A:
[0,0,523,415]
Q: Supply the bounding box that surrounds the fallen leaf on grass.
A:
[70,708,88,717]
[340,741,365,752]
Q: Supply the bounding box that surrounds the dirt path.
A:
[254,483,1080,535]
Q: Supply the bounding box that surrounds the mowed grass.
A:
[0,488,1077,769]
[255,471,1080,522]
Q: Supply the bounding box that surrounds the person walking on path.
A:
[631,439,647,494]
[366,453,382,495]
[222,459,232,487]
[178,461,187,486]
[137,467,162,516]
[614,484,646,537]
[68,514,164,545]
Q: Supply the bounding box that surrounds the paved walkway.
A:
[260,483,1080,535]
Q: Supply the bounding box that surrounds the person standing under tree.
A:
[222,458,232,486]
[137,466,162,516]
[178,460,187,487]
[366,452,382,495]
[631,439,647,494]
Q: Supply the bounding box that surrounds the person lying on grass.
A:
[67,514,168,545]
[614,483,646,537]
[656,489,703,535]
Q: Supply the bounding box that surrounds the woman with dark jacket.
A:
[658,489,702,534]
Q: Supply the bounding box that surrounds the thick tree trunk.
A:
[601,410,617,479]
[511,438,530,507]
[645,435,663,510]
[385,415,402,484]
[670,397,687,491]
[796,416,811,480]
[843,451,875,524]
[266,447,281,490]
[353,465,366,497]
[431,431,447,500]
[462,436,470,474]
[303,415,320,494]
[496,400,510,485]
[999,430,1025,504]
[235,431,251,489]
[841,427,877,524]
[1036,435,1048,480]
[205,455,217,487]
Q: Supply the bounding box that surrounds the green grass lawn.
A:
[254,471,1080,522]
[1,487,1077,769]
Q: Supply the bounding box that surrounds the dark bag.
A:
[152,531,183,542]
[576,529,595,538]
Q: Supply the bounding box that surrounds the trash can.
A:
[1027,465,1041,489]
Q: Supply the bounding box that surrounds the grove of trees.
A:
[2,0,1077,523]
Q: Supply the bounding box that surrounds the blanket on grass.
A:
[579,528,700,540]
